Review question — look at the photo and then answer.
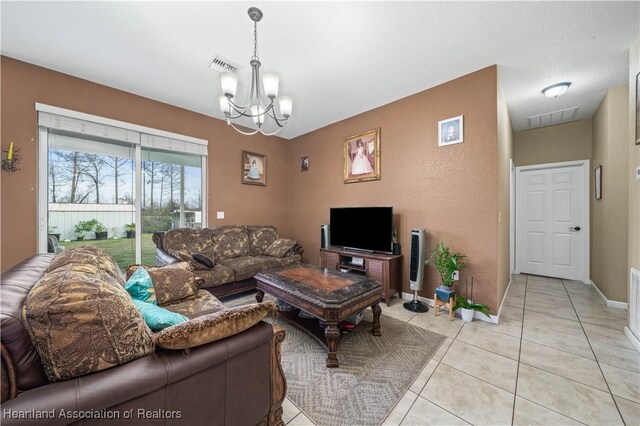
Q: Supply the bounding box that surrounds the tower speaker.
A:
[404,228,429,313]
[321,224,330,249]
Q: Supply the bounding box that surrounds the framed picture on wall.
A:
[343,128,381,184]
[301,156,309,171]
[595,165,602,200]
[636,72,639,145]
[241,151,266,186]
[438,115,464,147]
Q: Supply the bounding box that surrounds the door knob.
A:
[570,226,581,231]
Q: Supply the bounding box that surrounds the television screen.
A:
[330,207,393,253]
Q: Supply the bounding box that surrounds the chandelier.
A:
[219,7,293,136]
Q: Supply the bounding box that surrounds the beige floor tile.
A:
[467,316,522,338]
[282,398,301,424]
[382,390,418,426]
[408,313,464,338]
[575,312,628,330]
[512,396,582,425]
[378,298,418,322]
[409,359,439,394]
[456,323,521,360]
[517,364,623,425]
[569,293,606,305]
[525,301,579,322]
[501,305,524,321]
[442,340,518,392]
[421,364,513,425]
[503,296,525,308]
[582,323,637,350]
[432,338,453,361]
[564,281,596,294]
[522,325,595,359]
[600,363,640,403]
[614,396,640,426]
[523,310,583,336]
[591,341,640,374]
[574,304,628,319]
[401,397,470,425]
[520,340,607,390]
[287,413,315,426]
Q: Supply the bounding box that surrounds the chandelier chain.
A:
[253,20,258,60]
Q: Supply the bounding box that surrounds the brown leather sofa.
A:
[153,225,303,298]
[1,254,287,425]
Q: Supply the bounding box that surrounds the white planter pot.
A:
[460,308,475,322]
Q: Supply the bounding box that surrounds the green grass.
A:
[60,234,157,269]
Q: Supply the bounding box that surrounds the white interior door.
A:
[516,161,588,282]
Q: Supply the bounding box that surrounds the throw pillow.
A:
[247,226,278,256]
[132,300,188,331]
[127,263,198,306]
[264,238,297,258]
[22,263,155,382]
[155,301,277,350]
[124,266,156,304]
[192,253,215,268]
[46,245,125,286]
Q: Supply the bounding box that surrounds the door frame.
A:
[514,159,590,283]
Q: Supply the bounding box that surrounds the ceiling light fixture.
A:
[542,82,571,98]
[219,7,292,136]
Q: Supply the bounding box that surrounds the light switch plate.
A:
[216,211,224,219]
[636,166,640,181]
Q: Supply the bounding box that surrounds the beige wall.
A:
[592,85,630,302]
[285,67,502,310]
[497,78,513,306]
[0,57,290,271]
[513,120,592,167]
[629,31,640,307]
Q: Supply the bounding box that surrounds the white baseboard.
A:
[589,280,628,310]
[495,279,512,320]
[401,291,498,324]
[624,327,640,352]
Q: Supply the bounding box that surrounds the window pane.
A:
[141,148,202,263]
[48,131,135,269]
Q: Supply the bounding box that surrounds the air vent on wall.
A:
[527,106,579,128]
[208,54,242,74]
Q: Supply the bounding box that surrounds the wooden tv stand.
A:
[320,247,403,306]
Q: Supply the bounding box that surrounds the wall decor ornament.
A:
[2,142,21,174]
[595,165,602,200]
[438,115,464,147]
[300,156,309,172]
[343,128,381,184]
[242,151,267,186]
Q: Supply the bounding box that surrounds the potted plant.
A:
[110,226,120,239]
[47,225,60,242]
[454,277,491,322]
[431,241,466,291]
[125,223,135,239]
[94,221,108,240]
[74,220,95,241]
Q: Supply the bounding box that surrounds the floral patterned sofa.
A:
[153,225,303,297]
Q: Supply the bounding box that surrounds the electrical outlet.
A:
[216,211,225,219]
[452,270,459,281]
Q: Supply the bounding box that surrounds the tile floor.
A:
[223,274,640,425]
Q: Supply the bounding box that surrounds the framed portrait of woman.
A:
[241,151,267,186]
[343,128,381,184]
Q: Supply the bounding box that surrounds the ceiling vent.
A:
[527,106,579,128]
[208,54,242,74]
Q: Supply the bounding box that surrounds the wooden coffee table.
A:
[255,265,382,368]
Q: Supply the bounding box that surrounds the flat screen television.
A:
[330,207,393,254]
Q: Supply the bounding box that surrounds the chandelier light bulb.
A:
[262,73,279,99]
[220,72,238,98]
[219,95,231,115]
[278,96,293,118]
[251,105,265,125]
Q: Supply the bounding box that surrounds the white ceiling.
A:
[1,1,638,139]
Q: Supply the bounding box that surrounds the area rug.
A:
[271,312,446,426]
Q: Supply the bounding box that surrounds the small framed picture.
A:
[343,128,381,184]
[301,156,309,172]
[438,115,464,147]
[595,165,602,200]
[242,151,266,186]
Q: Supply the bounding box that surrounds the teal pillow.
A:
[133,299,189,332]
[125,266,156,305]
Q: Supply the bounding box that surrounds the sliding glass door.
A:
[37,105,208,269]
